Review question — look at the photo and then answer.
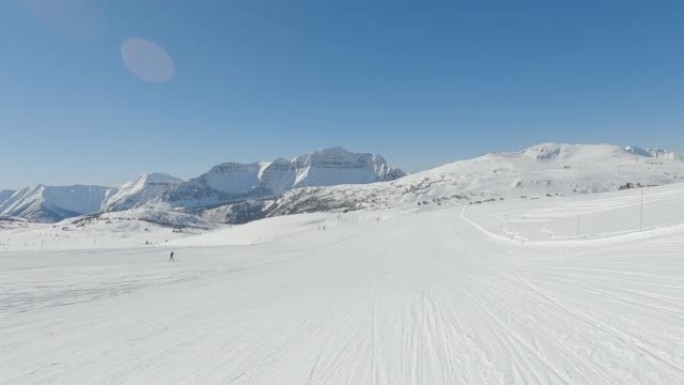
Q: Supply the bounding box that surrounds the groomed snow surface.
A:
[2,184,684,384]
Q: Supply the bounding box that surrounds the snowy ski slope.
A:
[1,183,683,384]
[468,182,684,242]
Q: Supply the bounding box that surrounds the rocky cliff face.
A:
[291,147,403,187]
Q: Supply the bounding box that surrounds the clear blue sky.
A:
[2,0,684,189]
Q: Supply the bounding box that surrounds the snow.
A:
[170,147,404,204]
[257,158,297,195]
[2,180,683,384]
[626,145,684,160]
[0,185,116,222]
[2,147,403,223]
[292,147,402,188]
[271,143,684,215]
[102,173,182,212]
[6,143,683,226]
[200,162,264,195]
[466,182,684,242]
[171,212,339,247]
[0,209,215,252]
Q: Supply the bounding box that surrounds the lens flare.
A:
[121,38,175,83]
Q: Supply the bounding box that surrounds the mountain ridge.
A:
[0,185,116,222]
[3,143,684,225]
[0,147,404,222]
[163,147,404,207]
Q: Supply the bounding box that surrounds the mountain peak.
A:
[101,172,182,212]
[291,147,404,188]
[318,146,351,153]
[138,172,182,182]
[163,147,404,205]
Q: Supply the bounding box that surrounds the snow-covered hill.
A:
[69,208,217,231]
[0,185,117,222]
[0,215,28,230]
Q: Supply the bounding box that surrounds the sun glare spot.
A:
[121,38,176,84]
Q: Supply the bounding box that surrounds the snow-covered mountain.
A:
[263,143,684,217]
[0,185,117,222]
[291,147,404,187]
[0,172,182,223]
[4,143,683,225]
[165,147,405,206]
[103,173,182,212]
[0,147,403,223]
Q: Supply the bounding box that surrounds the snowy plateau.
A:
[1,142,684,385]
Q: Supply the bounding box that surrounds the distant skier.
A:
[169,251,175,262]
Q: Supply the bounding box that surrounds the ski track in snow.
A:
[1,205,683,384]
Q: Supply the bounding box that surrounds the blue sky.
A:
[2,0,684,189]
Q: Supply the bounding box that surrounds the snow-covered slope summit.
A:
[392,142,684,197]
[625,145,683,160]
[103,173,182,212]
[520,142,626,161]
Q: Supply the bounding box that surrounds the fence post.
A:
[639,187,644,231]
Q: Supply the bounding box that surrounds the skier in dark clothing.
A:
[169,251,175,262]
